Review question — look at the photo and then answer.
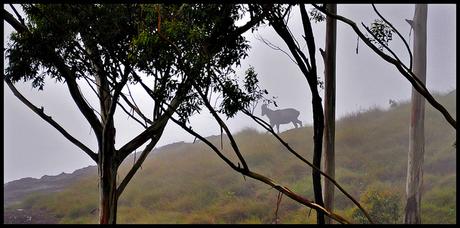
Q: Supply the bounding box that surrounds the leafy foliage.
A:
[5,5,138,89]
[309,8,325,23]
[351,184,402,224]
[5,4,269,124]
[366,19,393,51]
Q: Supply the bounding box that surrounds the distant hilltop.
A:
[4,165,97,207]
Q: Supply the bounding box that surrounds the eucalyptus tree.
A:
[404,4,427,224]
[320,4,337,224]
[4,4,263,224]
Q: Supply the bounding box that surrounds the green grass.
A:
[12,90,456,224]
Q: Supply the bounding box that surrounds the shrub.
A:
[351,184,402,224]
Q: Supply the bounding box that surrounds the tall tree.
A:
[257,4,326,223]
[3,4,262,224]
[404,4,427,224]
[320,3,337,224]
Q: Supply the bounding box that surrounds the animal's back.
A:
[273,108,300,124]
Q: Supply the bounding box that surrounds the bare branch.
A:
[167,106,351,224]
[116,97,148,129]
[79,74,103,119]
[125,84,147,122]
[169,115,239,171]
[5,79,98,162]
[193,82,249,171]
[50,54,104,144]
[106,65,131,123]
[119,93,152,126]
[242,110,374,224]
[254,32,299,66]
[116,107,171,165]
[117,127,165,197]
[117,70,193,163]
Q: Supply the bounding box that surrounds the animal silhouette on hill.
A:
[261,104,302,134]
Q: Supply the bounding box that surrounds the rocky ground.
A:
[3,208,59,224]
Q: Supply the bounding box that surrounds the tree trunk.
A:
[93,45,118,223]
[322,3,337,225]
[312,94,325,224]
[98,153,118,224]
[404,4,427,224]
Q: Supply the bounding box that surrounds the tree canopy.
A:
[5,4,265,122]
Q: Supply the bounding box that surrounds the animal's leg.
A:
[276,125,280,134]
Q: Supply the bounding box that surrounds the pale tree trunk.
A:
[98,148,118,224]
[97,88,119,224]
[321,3,337,225]
[93,48,119,223]
[98,117,118,224]
[404,4,427,224]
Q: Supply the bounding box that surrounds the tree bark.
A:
[404,4,427,224]
[98,112,118,224]
[322,3,337,225]
[98,147,118,224]
[98,100,119,224]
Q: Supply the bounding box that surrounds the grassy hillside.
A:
[6,90,456,224]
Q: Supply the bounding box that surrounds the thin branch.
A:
[233,9,265,37]
[5,6,106,146]
[116,106,171,165]
[106,65,131,123]
[117,69,193,163]
[75,78,102,120]
[169,115,239,171]
[116,98,148,129]
[119,92,152,126]
[117,127,164,197]
[371,4,413,70]
[312,4,456,130]
[125,83,145,122]
[52,54,104,143]
[166,107,351,224]
[193,83,249,171]
[242,110,374,224]
[5,79,98,162]
[361,22,405,69]
[254,32,299,66]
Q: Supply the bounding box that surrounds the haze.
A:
[3,4,456,183]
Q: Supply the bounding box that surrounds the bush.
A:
[351,184,402,224]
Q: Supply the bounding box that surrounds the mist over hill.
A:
[4,90,456,224]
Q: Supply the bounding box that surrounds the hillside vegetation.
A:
[6,90,456,224]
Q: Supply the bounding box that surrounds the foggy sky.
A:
[3,4,456,183]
